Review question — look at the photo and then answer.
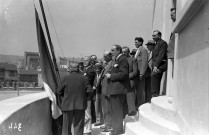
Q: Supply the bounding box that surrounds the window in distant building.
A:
[0,71,5,77]
[10,71,15,77]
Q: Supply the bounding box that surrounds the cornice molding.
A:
[172,0,207,33]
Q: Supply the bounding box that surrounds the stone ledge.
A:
[0,92,52,135]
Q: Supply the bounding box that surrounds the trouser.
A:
[126,91,136,113]
[145,76,152,103]
[83,101,92,133]
[62,110,85,135]
[151,72,163,96]
[101,94,112,128]
[94,93,104,124]
[109,94,125,134]
[135,78,145,109]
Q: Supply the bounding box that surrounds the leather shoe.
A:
[101,127,113,132]
[102,128,111,132]
[100,125,106,129]
[128,111,137,116]
[94,123,103,126]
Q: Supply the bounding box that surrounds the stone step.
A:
[151,96,177,123]
[139,103,180,135]
[124,117,157,135]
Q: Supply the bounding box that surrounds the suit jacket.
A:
[83,65,96,100]
[145,51,153,77]
[127,56,138,91]
[104,54,131,95]
[152,38,168,73]
[56,72,87,111]
[135,46,148,76]
[93,73,102,96]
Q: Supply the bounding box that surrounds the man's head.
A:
[170,8,176,22]
[145,40,155,51]
[68,62,79,72]
[122,46,130,57]
[83,56,91,67]
[95,62,103,74]
[111,44,122,59]
[90,55,97,65]
[130,49,137,57]
[103,51,112,63]
[152,30,162,42]
[135,37,144,48]
[78,61,84,71]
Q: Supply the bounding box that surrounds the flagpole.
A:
[39,0,60,82]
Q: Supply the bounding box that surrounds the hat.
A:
[95,62,102,68]
[145,40,155,45]
[130,49,137,55]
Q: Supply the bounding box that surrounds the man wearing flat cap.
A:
[93,62,104,126]
[130,49,137,58]
[144,40,155,102]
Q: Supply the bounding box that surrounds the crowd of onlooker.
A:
[57,29,172,135]
[55,7,177,135]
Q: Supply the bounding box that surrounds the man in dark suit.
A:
[57,63,87,135]
[134,37,149,108]
[83,56,96,135]
[122,46,138,116]
[100,51,113,132]
[105,44,131,135]
[145,40,156,102]
[151,30,168,97]
[93,62,104,126]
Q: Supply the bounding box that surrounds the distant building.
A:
[0,63,18,83]
[58,57,68,69]
[24,51,40,70]
[18,69,40,87]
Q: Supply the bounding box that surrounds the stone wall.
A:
[0,92,52,135]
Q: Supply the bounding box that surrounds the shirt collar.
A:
[116,53,122,61]
[85,65,92,70]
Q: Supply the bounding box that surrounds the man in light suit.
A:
[122,46,138,116]
[57,63,87,135]
[83,56,96,135]
[105,45,131,135]
[134,37,148,108]
[151,30,168,97]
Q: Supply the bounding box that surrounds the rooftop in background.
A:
[0,63,17,71]
[18,69,41,75]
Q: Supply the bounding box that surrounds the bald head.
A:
[68,62,79,72]
[84,56,91,67]
[103,51,112,63]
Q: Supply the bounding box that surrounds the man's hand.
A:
[105,73,111,79]
[153,66,159,73]
[93,86,96,90]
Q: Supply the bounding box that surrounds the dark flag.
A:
[35,7,62,134]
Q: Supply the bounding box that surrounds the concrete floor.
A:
[0,90,42,101]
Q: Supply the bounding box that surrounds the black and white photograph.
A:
[0,0,208,135]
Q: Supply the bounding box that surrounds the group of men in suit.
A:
[57,30,168,135]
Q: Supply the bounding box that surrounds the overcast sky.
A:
[0,0,153,58]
